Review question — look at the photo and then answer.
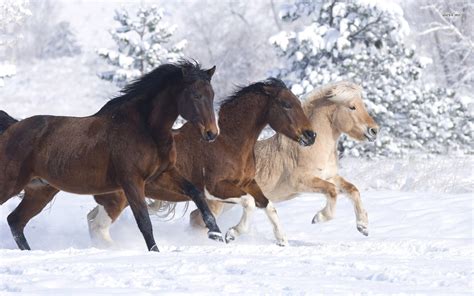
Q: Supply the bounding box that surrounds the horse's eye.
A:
[280,101,292,109]
[349,106,356,110]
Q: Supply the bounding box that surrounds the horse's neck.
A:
[266,102,341,174]
[310,100,341,146]
[307,101,342,170]
[146,90,179,143]
[218,95,269,152]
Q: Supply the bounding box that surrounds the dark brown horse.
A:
[87,78,316,246]
[0,61,223,251]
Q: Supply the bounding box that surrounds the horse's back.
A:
[0,115,55,161]
[0,115,117,191]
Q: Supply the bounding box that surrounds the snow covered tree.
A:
[97,6,187,87]
[0,0,31,86]
[270,0,472,157]
[41,21,81,58]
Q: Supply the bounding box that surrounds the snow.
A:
[0,1,472,294]
[0,156,472,294]
[0,56,116,119]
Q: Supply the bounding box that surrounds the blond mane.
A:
[302,81,363,107]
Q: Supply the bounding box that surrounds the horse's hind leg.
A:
[0,168,31,205]
[7,183,59,250]
[88,192,128,247]
[332,175,368,236]
[189,199,225,228]
[151,168,223,242]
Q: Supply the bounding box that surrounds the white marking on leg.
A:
[87,205,114,247]
[225,196,256,243]
[264,201,288,246]
[312,184,337,223]
[234,196,256,234]
[313,196,336,223]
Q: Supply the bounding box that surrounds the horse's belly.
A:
[44,175,119,195]
[36,151,120,195]
[265,187,299,203]
[314,165,337,180]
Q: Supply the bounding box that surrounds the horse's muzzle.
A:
[364,127,378,142]
[203,130,218,142]
[298,130,316,146]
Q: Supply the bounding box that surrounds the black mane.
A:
[220,77,287,107]
[95,60,208,115]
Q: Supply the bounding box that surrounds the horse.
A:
[0,60,223,252]
[190,81,379,236]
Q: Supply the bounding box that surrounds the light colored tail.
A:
[146,199,188,220]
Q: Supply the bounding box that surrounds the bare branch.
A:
[418,25,452,36]
[421,4,474,49]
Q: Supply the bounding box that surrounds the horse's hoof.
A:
[276,238,289,247]
[357,224,369,236]
[208,231,224,242]
[149,244,160,252]
[225,229,236,243]
[312,212,328,224]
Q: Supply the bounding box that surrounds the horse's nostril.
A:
[304,130,316,140]
[369,128,378,136]
[205,131,217,142]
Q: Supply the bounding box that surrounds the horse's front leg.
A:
[331,175,368,236]
[224,195,256,243]
[120,179,159,251]
[296,176,338,224]
[244,179,288,246]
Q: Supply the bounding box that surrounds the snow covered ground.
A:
[0,54,472,295]
[0,156,472,295]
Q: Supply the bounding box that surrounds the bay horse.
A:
[0,60,223,251]
[21,78,316,246]
[190,81,378,236]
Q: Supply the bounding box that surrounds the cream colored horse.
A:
[188,81,378,241]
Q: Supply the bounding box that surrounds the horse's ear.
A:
[206,66,216,79]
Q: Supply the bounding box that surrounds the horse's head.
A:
[265,79,316,146]
[327,82,378,142]
[177,63,219,142]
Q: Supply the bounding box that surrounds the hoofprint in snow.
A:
[0,156,472,294]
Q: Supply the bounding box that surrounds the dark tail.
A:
[0,110,19,134]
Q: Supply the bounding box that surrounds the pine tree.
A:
[41,21,81,58]
[270,0,472,157]
[97,6,187,87]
